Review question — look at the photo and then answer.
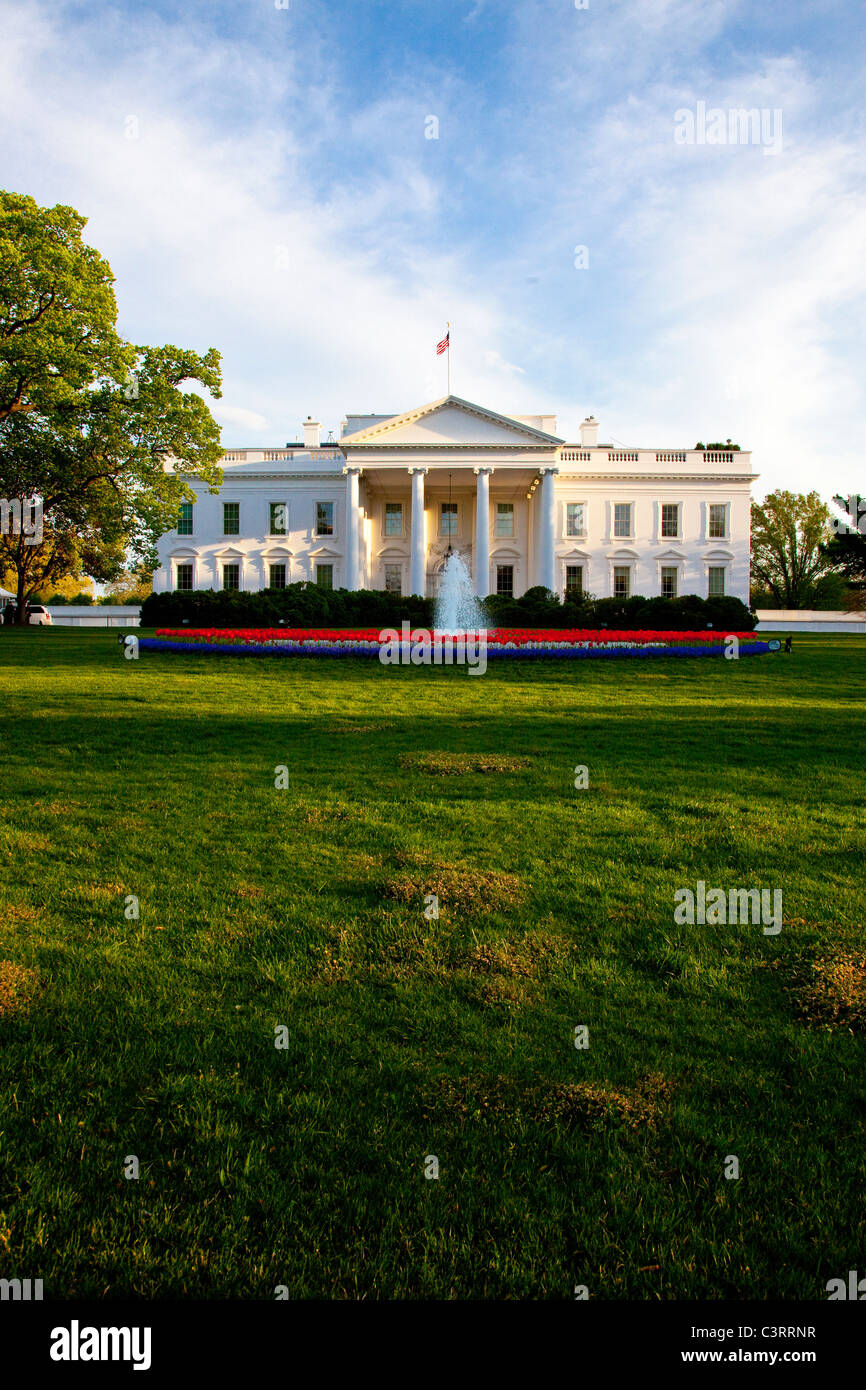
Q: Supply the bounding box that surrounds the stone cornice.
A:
[202,472,344,482]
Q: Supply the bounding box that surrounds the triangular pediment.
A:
[340,396,563,448]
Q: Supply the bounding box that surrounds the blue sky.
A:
[2,0,864,492]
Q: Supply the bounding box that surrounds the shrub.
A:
[140,584,433,630]
[141,585,756,631]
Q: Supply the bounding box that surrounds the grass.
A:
[0,627,864,1300]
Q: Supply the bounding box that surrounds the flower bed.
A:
[141,628,779,660]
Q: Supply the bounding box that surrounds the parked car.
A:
[26,604,53,626]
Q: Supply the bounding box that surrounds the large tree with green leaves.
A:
[750,490,836,608]
[0,192,223,620]
[0,192,131,423]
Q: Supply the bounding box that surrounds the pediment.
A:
[340,396,563,449]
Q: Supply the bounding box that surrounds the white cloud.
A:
[0,0,864,499]
[210,403,270,434]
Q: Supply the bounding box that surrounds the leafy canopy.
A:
[0,191,223,617]
[750,490,835,608]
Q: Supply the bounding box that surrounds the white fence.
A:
[755,609,866,634]
[46,605,141,628]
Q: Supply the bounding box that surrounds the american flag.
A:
[436,330,450,356]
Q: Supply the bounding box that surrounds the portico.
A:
[339,396,565,599]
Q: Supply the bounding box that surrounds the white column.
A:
[473,467,493,598]
[409,467,427,596]
[532,484,541,587]
[539,467,558,594]
[344,466,362,590]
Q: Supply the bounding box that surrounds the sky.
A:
[1,0,864,495]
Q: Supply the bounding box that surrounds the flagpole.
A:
[447,321,451,396]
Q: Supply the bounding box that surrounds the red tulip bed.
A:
[141,627,778,661]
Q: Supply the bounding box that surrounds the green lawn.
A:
[0,627,864,1299]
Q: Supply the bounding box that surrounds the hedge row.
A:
[140,584,755,632]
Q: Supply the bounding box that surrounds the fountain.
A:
[434,551,487,633]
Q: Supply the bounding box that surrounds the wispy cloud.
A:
[0,0,864,493]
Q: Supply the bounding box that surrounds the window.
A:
[661,503,679,539]
[270,503,287,536]
[223,502,240,536]
[496,564,514,597]
[709,504,727,538]
[316,563,333,590]
[495,503,514,537]
[613,503,632,538]
[384,502,403,536]
[565,565,584,598]
[176,563,193,591]
[708,566,726,597]
[566,503,585,537]
[613,566,630,598]
[384,563,402,594]
[661,566,678,599]
[223,563,240,591]
[269,564,287,589]
[316,502,334,536]
[177,502,193,536]
[440,501,458,537]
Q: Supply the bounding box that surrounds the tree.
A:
[750,491,835,608]
[101,568,153,604]
[0,193,223,621]
[0,192,131,423]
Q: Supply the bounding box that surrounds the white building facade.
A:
[153,396,755,603]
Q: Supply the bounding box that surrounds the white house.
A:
[152,395,755,602]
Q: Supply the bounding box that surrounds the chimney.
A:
[579,416,599,448]
[303,416,321,449]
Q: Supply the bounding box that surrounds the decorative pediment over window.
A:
[340,395,563,449]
